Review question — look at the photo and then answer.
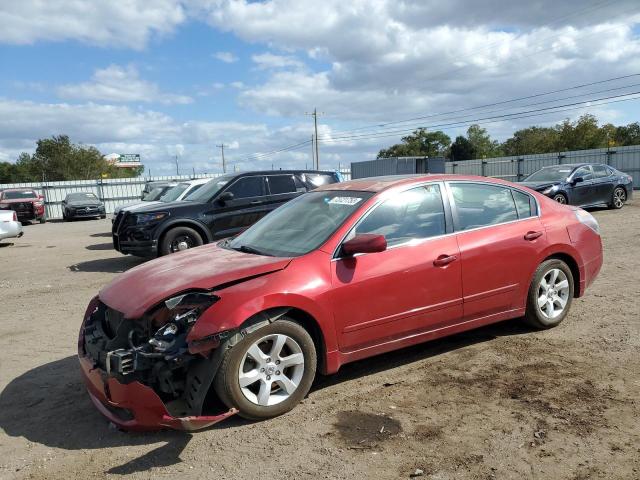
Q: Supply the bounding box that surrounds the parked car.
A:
[0,210,24,242]
[111,179,209,221]
[520,163,633,208]
[112,170,342,257]
[0,188,46,223]
[140,180,177,200]
[112,183,178,220]
[62,192,106,221]
[80,174,603,430]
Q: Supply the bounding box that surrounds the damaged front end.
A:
[79,293,238,431]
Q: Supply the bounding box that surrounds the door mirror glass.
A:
[342,234,387,256]
[217,191,234,205]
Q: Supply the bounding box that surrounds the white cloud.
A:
[213,51,238,63]
[57,65,193,105]
[252,52,303,70]
[0,0,186,49]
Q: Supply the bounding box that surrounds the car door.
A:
[330,183,463,351]
[207,175,269,239]
[591,164,615,204]
[568,165,596,206]
[447,182,548,321]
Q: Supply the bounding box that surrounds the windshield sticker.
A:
[327,196,362,206]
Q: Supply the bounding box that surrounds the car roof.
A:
[315,174,524,193]
[2,187,36,192]
[181,178,212,185]
[232,169,337,177]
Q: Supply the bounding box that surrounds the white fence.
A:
[1,168,352,220]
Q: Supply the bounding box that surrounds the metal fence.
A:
[0,174,221,219]
[446,144,640,188]
[0,168,353,220]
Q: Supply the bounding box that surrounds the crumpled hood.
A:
[100,243,292,318]
[519,181,560,192]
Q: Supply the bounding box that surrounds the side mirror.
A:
[572,176,584,184]
[342,234,387,256]
[217,191,234,205]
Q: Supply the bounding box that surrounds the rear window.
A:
[268,175,297,194]
[301,173,338,187]
[3,190,37,199]
[450,183,518,231]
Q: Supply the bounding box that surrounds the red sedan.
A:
[78,175,603,430]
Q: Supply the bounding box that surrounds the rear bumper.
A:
[78,355,237,431]
[0,220,23,240]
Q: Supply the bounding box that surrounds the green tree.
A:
[501,126,558,156]
[466,124,502,158]
[613,122,640,146]
[378,128,451,158]
[449,135,475,161]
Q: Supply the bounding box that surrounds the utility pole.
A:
[311,134,315,169]
[175,155,179,176]
[216,144,227,173]
[305,108,322,170]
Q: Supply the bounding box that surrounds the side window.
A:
[605,166,615,175]
[572,166,593,181]
[512,189,534,219]
[592,165,609,178]
[450,183,518,231]
[226,176,265,199]
[268,175,297,195]
[353,185,446,247]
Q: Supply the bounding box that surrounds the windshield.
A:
[143,186,170,201]
[3,190,37,199]
[67,192,97,201]
[160,183,189,202]
[228,190,373,257]
[525,166,574,183]
[186,175,234,202]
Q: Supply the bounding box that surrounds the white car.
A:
[0,209,24,242]
[112,178,213,220]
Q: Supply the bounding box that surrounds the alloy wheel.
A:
[238,333,305,406]
[553,194,567,204]
[537,268,570,319]
[613,188,626,208]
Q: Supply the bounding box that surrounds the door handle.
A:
[524,231,543,241]
[250,200,262,205]
[433,254,458,267]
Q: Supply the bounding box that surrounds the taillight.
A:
[575,209,600,235]
[12,211,17,221]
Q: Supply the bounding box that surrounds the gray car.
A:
[0,209,23,242]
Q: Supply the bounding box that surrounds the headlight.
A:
[147,292,219,353]
[575,209,600,235]
[135,212,168,225]
[542,185,558,195]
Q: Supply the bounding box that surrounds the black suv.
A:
[112,170,342,257]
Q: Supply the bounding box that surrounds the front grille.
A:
[10,203,34,214]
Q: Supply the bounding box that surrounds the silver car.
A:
[0,209,24,242]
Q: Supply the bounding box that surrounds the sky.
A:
[1,0,640,175]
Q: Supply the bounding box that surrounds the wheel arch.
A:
[156,219,213,246]
[239,306,329,375]
[542,252,581,298]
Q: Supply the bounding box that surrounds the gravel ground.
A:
[0,202,639,480]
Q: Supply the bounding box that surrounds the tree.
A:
[378,128,451,158]
[613,122,640,146]
[501,126,558,156]
[449,136,475,161]
[466,124,502,158]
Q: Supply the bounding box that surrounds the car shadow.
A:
[0,356,192,473]
[0,242,14,248]
[90,232,113,238]
[85,242,116,251]
[0,319,535,473]
[68,256,146,273]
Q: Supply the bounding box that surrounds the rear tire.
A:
[524,259,574,329]
[159,226,203,256]
[608,187,626,210]
[214,319,317,420]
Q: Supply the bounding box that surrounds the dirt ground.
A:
[0,202,639,480]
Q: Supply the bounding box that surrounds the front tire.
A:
[552,193,568,205]
[159,226,203,255]
[524,259,574,329]
[609,187,626,209]
[214,319,317,420]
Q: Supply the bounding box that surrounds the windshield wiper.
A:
[233,244,271,256]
